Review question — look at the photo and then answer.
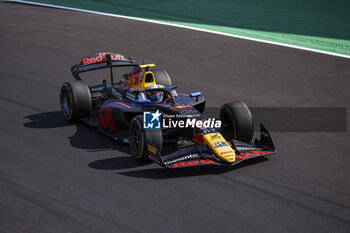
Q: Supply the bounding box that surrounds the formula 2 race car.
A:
[60,52,276,169]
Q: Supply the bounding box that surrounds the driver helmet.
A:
[146,84,164,103]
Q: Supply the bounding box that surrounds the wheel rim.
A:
[131,123,142,154]
[60,87,72,117]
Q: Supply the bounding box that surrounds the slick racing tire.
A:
[152,69,172,86]
[220,101,254,143]
[60,81,92,121]
[129,115,163,162]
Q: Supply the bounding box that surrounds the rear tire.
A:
[220,101,254,143]
[129,116,163,161]
[60,81,92,121]
[152,69,172,86]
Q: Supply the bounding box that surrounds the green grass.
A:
[24,0,350,56]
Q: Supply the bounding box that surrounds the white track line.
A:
[10,0,350,59]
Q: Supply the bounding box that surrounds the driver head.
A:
[146,84,164,103]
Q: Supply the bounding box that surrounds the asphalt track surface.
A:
[1,3,350,233]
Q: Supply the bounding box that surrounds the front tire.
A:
[60,81,92,121]
[220,101,254,143]
[129,116,163,161]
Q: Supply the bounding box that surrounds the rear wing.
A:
[71,52,138,80]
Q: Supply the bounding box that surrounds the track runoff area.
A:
[10,0,350,60]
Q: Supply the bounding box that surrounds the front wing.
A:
[147,124,276,169]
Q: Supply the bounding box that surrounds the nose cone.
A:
[203,133,235,163]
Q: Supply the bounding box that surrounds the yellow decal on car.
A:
[148,144,157,154]
[203,133,235,163]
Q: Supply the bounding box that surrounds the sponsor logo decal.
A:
[220,151,233,155]
[99,108,116,130]
[213,141,228,148]
[236,150,270,159]
[147,144,157,154]
[210,133,223,141]
[82,53,125,65]
[217,146,231,151]
[171,158,215,167]
[236,147,259,151]
[201,128,217,135]
[164,153,200,165]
